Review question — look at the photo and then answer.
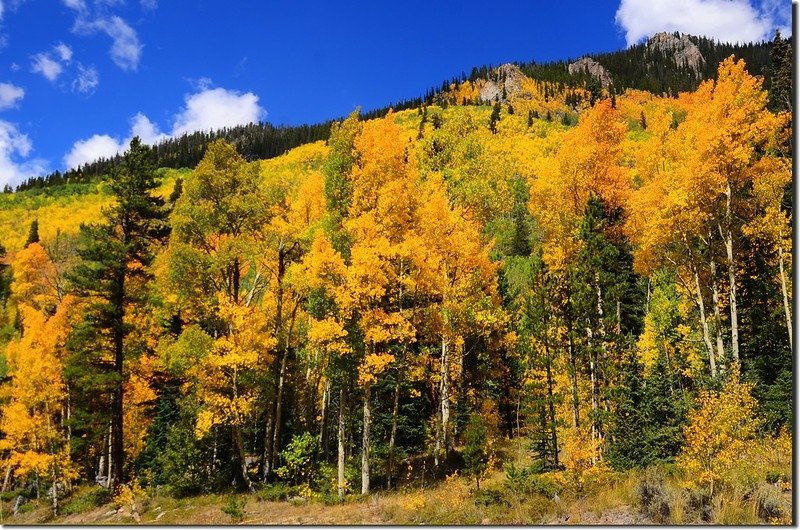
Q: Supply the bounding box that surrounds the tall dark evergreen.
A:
[606,351,688,470]
[488,101,502,133]
[767,31,792,113]
[67,137,168,492]
[24,219,40,247]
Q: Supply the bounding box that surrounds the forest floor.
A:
[4,479,651,525]
[2,458,654,525]
[2,438,790,525]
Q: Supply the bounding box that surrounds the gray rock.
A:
[647,32,705,72]
[568,57,613,88]
[478,64,529,103]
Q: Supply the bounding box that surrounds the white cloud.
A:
[0,121,48,188]
[758,0,792,36]
[172,87,265,136]
[72,63,99,94]
[131,112,167,145]
[54,42,73,63]
[140,0,157,10]
[9,62,18,71]
[63,133,124,169]
[615,0,788,46]
[63,114,165,170]
[30,53,64,81]
[63,86,265,170]
[74,15,142,71]
[62,0,86,12]
[0,82,23,109]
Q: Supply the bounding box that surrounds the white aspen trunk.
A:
[361,383,371,495]
[106,422,113,490]
[387,370,401,489]
[693,270,717,378]
[586,327,598,466]
[710,259,726,370]
[778,235,792,349]
[319,378,329,453]
[438,337,450,469]
[567,320,580,430]
[723,183,739,363]
[594,275,605,459]
[337,388,346,498]
[2,463,11,492]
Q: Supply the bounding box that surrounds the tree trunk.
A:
[233,425,255,493]
[587,326,599,466]
[107,422,113,490]
[540,278,558,468]
[566,306,580,430]
[710,258,726,372]
[265,298,300,481]
[361,383,371,495]
[111,270,125,494]
[337,387,346,498]
[778,235,792,349]
[693,269,717,378]
[1,463,11,492]
[387,369,401,489]
[437,337,450,470]
[319,378,330,460]
[544,326,559,468]
[722,183,739,363]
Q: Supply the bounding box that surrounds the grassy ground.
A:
[2,437,791,525]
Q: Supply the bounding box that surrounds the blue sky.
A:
[0,0,792,186]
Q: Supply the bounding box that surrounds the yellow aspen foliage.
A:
[0,296,79,486]
[561,424,603,490]
[10,242,60,313]
[193,296,277,439]
[123,355,157,462]
[530,99,629,269]
[677,366,761,495]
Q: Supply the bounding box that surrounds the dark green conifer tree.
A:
[67,137,168,492]
[24,219,39,247]
[489,101,502,133]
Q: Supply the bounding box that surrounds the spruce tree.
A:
[24,219,39,247]
[67,137,168,492]
[489,101,502,133]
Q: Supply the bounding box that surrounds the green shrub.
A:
[60,486,112,516]
[256,483,293,502]
[473,484,509,507]
[221,495,246,522]
[463,414,490,490]
[275,432,318,486]
[504,462,560,497]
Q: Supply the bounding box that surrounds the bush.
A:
[60,486,112,516]
[504,462,560,497]
[635,469,671,523]
[473,484,509,507]
[256,483,293,502]
[221,495,246,522]
[754,483,789,522]
[275,432,318,486]
[463,415,490,489]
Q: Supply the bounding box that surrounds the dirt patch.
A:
[543,505,652,525]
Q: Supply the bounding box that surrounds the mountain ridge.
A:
[11,31,783,193]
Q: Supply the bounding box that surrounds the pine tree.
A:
[768,30,792,113]
[67,137,167,492]
[25,219,40,247]
[488,101,502,133]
